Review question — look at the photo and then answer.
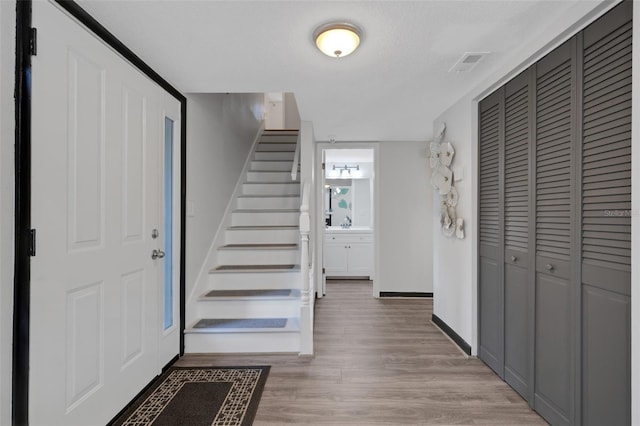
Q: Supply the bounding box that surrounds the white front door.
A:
[30,2,180,424]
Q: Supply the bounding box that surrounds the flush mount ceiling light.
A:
[314,22,362,58]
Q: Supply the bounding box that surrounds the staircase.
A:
[185,130,303,353]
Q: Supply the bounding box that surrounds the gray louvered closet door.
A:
[478,90,504,377]
[580,2,632,425]
[503,70,531,400]
[533,38,575,426]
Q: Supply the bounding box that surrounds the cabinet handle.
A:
[511,255,518,262]
[545,264,554,271]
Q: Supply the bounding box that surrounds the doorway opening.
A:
[320,148,376,296]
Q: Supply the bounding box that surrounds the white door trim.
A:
[315,142,380,297]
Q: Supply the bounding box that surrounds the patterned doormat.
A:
[111,366,270,426]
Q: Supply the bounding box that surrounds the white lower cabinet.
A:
[324,232,373,278]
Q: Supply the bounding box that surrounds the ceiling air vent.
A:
[449,52,489,73]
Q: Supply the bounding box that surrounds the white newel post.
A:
[297,120,315,356]
[299,181,313,355]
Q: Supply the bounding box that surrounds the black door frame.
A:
[12,1,187,423]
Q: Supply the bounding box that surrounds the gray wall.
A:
[0,2,15,424]
[378,141,433,293]
[185,93,264,301]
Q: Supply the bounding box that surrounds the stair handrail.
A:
[291,131,301,181]
[299,180,313,355]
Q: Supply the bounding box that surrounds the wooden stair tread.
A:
[201,289,298,298]
[237,194,299,198]
[212,264,299,272]
[186,317,299,334]
[220,243,298,249]
[254,150,297,153]
[243,181,299,184]
[228,225,299,230]
[258,142,298,146]
[233,209,298,213]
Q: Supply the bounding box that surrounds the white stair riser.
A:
[250,161,293,171]
[242,183,300,195]
[254,151,295,161]
[256,143,297,152]
[260,134,298,143]
[236,196,300,210]
[217,249,298,265]
[208,271,300,289]
[225,228,299,244]
[246,171,294,182]
[231,211,298,227]
[185,332,300,354]
[196,299,299,319]
[242,185,300,196]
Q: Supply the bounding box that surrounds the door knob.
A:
[545,263,554,271]
[511,255,518,262]
[151,249,165,260]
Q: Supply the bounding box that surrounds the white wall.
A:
[378,141,433,294]
[0,2,15,424]
[431,0,619,355]
[185,93,264,302]
[432,103,475,344]
[352,178,372,227]
[283,92,300,130]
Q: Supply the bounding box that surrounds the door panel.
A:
[582,285,630,426]
[324,242,348,275]
[122,87,146,243]
[534,273,571,426]
[478,91,504,377]
[504,263,528,398]
[30,2,179,424]
[503,70,531,399]
[533,37,574,426]
[479,256,501,374]
[580,2,632,424]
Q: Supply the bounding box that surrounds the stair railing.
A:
[299,180,313,355]
[297,122,314,355]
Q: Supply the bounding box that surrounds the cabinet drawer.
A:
[324,233,373,243]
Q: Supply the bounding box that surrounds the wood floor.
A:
[176,280,546,425]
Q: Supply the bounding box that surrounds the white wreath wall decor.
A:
[429,123,464,239]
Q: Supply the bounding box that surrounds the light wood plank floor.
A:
[176,280,546,425]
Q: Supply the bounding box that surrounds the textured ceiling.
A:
[76,0,604,142]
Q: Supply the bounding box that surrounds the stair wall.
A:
[186,124,267,327]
